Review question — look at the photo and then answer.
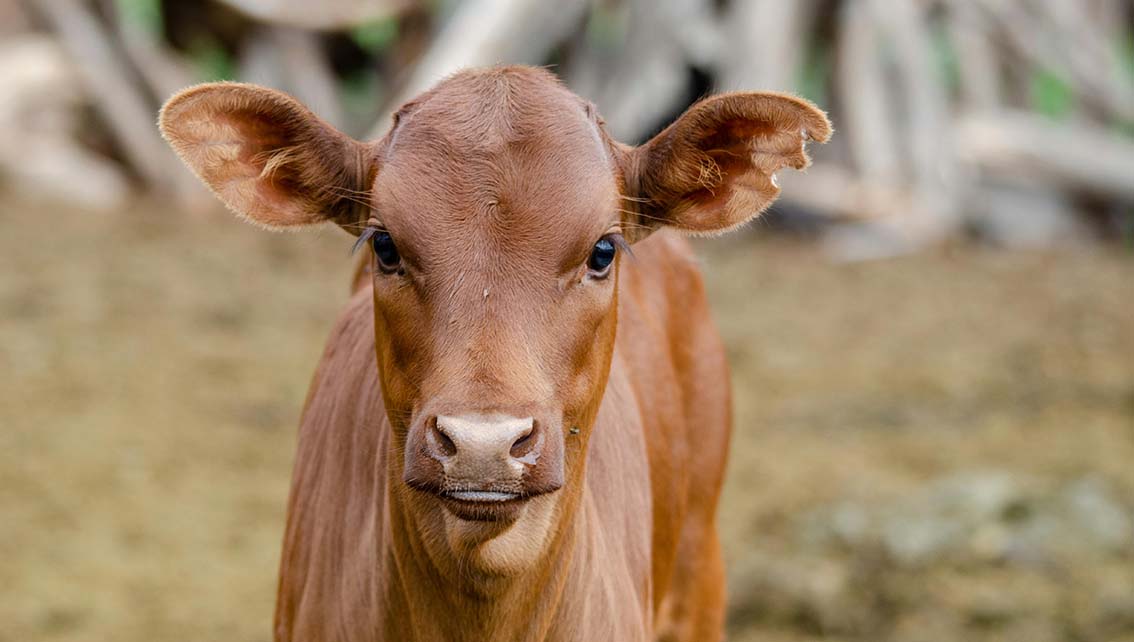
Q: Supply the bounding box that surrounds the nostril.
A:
[509,422,536,458]
[429,419,458,458]
[436,430,457,457]
[509,433,531,456]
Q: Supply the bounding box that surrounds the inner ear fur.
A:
[159,82,373,229]
[623,92,831,240]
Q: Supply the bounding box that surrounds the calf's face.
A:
[365,82,624,528]
[160,68,828,569]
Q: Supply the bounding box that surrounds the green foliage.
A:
[340,68,385,129]
[189,37,234,82]
[114,0,162,34]
[1120,30,1134,80]
[1029,68,1075,119]
[351,17,399,53]
[796,39,831,109]
[585,3,627,51]
[931,24,960,94]
[1118,33,1134,137]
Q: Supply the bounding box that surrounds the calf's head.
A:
[160,67,828,568]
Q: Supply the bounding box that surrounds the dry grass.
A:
[2,195,1132,642]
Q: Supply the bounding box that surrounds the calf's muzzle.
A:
[403,412,565,505]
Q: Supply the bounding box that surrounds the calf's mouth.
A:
[445,490,521,503]
[435,486,547,523]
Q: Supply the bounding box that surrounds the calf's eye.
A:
[587,237,617,275]
[372,232,401,271]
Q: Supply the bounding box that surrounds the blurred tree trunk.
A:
[366,0,589,139]
[32,0,201,203]
[217,0,411,30]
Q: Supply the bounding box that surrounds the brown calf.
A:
[159,66,829,642]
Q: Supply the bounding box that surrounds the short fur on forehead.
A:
[382,67,607,170]
[368,68,620,272]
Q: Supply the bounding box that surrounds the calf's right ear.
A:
[159,83,373,229]
[621,92,831,241]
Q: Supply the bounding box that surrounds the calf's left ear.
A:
[621,92,830,240]
[159,82,373,229]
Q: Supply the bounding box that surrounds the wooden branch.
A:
[835,0,901,185]
[216,0,411,30]
[946,1,1001,111]
[868,0,960,234]
[366,0,589,140]
[559,10,609,104]
[238,24,284,88]
[720,0,815,92]
[776,163,914,222]
[0,35,131,211]
[236,26,346,130]
[271,26,345,129]
[32,0,183,191]
[658,0,721,70]
[585,0,698,143]
[1038,0,1134,121]
[956,110,1134,200]
[108,0,195,100]
[969,0,1134,122]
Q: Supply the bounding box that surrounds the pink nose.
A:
[402,410,565,502]
[427,415,537,477]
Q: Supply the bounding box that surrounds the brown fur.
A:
[159,66,830,642]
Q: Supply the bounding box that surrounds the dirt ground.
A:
[2,195,1132,642]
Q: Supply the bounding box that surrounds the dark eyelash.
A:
[606,233,634,261]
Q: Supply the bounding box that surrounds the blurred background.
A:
[1,1,1132,641]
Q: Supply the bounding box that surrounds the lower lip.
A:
[441,492,526,522]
